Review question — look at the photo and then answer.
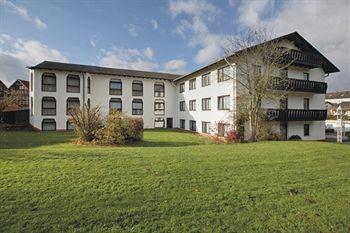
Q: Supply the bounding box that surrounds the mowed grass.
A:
[0,130,349,232]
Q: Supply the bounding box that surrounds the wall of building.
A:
[29,69,176,130]
[176,64,236,133]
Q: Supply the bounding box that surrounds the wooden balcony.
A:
[284,49,323,68]
[271,77,327,94]
[267,109,327,121]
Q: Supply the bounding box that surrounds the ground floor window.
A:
[66,120,74,131]
[180,119,185,129]
[304,124,310,136]
[218,123,230,136]
[42,119,56,131]
[154,117,165,128]
[202,122,211,134]
[190,120,196,131]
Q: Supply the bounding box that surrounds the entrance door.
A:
[166,118,173,128]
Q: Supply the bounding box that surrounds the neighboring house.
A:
[28,32,339,140]
[8,79,30,110]
[325,91,350,132]
[0,80,7,99]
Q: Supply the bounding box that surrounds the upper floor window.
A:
[218,95,230,110]
[42,97,56,116]
[66,97,80,115]
[87,77,91,94]
[132,80,143,96]
[218,66,230,82]
[202,73,210,87]
[303,72,309,81]
[179,101,185,111]
[179,83,185,93]
[110,98,122,112]
[132,99,143,115]
[303,98,309,110]
[42,119,56,131]
[189,79,196,90]
[67,75,80,93]
[202,98,211,111]
[110,79,122,95]
[30,72,33,92]
[42,73,56,92]
[154,82,165,97]
[189,100,196,111]
[154,99,165,115]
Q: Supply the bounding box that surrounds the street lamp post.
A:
[336,106,343,143]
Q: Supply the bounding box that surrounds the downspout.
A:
[82,73,85,104]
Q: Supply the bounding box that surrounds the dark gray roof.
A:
[28,61,182,81]
[326,91,350,99]
[175,31,340,81]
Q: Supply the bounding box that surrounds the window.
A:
[179,83,185,93]
[154,82,165,97]
[202,73,210,87]
[304,98,309,110]
[304,124,310,136]
[202,98,211,111]
[218,95,230,110]
[189,79,196,90]
[66,120,74,131]
[66,98,80,115]
[42,119,56,131]
[41,73,56,92]
[154,117,165,128]
[87,98,91,108]
[154,99,165,115]
[132,80,143,96]
[180,119,185,129]
[253,65,262,76]
[218,123,230,136]
[110,98,122,112]
[218,66,230,82]
[190,120,196,131]
[42,97,56,116]
[87,77,91,94]
[30,72,33,92]
[67,75,80,93]
[179,101,185,111]
[189,100,196,111]
[280,68,288,78]
[303,72,309,81]
[110,79,122,95]
[30,97,33,116]
[202,122,210,134]
[132,99,143,115]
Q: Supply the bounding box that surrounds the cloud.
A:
[0,0,47,29]
[126,23,142,37]
[151,19,159,29]
[164,59,187,71]
[263,1,349,91]
[237,0,274,28]
[90,39,96,48]
[0,35,68,85]
[97,47,158,71]
[169,0,225,65]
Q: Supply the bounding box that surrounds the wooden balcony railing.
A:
[267,109,327,121]
[271,77,327,94]
[284,49,323,68]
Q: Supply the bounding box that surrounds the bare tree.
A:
[222,28,293,141]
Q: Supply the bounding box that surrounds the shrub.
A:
[69,105,104,142]
[267,133,283,141]
[288,135,301,140]
[225,130,240,143]
[123,117,143,142]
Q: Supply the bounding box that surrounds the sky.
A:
[0,0,349,91]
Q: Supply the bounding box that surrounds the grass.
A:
[0,129,349,232]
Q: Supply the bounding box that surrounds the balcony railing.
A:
[284,49,323,68]
[267,109,327,121]
[271,77,327,94]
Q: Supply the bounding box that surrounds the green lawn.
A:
[0,129,349,232]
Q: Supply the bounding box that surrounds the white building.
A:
[28,32,339,140]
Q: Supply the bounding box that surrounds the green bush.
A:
[123,117,143,142]
[288,135,301,140]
